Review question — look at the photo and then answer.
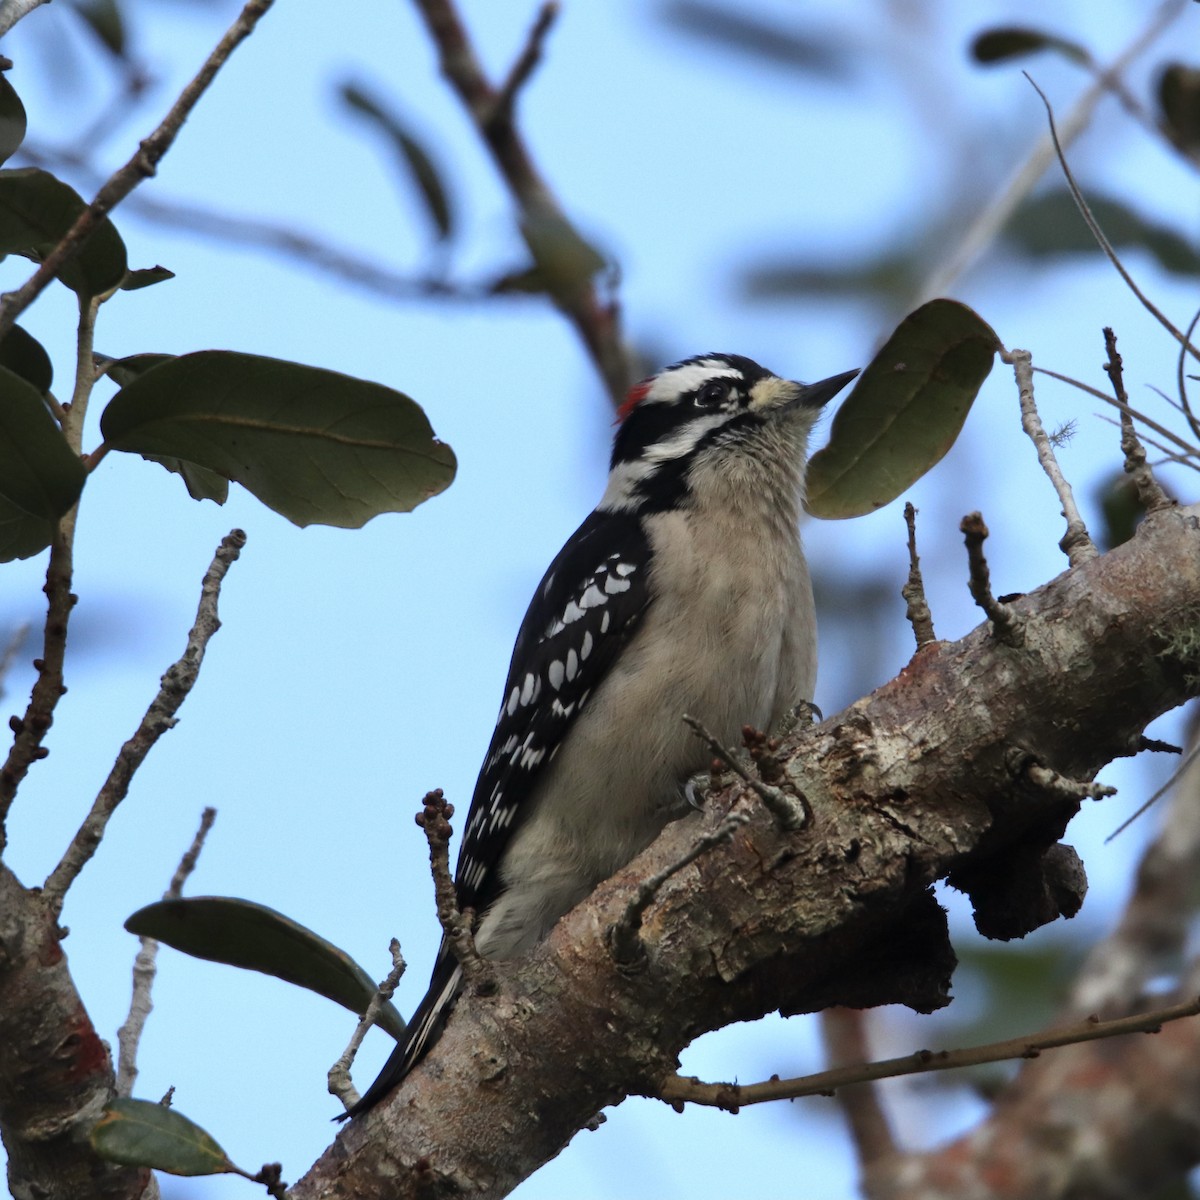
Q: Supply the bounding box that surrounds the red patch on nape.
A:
[616,379,653,424]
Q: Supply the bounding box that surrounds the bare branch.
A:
[960,512,1022,644]
[1024,72,1200,365]
[1005,348,1098,565]
[492,2,560,126]
[1104,327,1173,512]
[658,997,1200,1110]
[411,0,630,403]
[900,502,936,648]
[417,788,492,990]
[0,0,277,343]
[41,530,246,916]
[116,807,217,1097]
[329,939,407,1111]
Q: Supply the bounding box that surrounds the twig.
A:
[1024,72,1200,366]
[917,0,1183,301]
[412,0,630,404]
[1020,757,1116,802]
[329,939,407,1109]
[682,714,809,831]
[960,512,1022,644]
[116,807,217,1097]
[41,530,246,916]
[1034,364,1200,464]
[900,502,936,648]
[1004,349,1097,566]
[1177,304,1200,441]
[491,2,560,126]
[0,0,48,38]
[608,809,750,967]
[416,788,492,989]
[0,0,276,344]
[656,996,1200,1110]
[0,296,102,853]
[1104,328,1172,513]
[1106,738,1200,844]
[821,1008,896,1167]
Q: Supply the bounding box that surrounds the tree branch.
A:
[0,0,276,344]
[293,503,1200,1199]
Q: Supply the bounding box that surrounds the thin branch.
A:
[412,0,630,403]
[491,2,560,126]
[900,502,936,648]
[917,0,1184,301]
[1005,348,1098,565]
[1104,327,1173,512]
[1020,756,1116,802]
[608,809,750,967]
[682,714,809,831]
[41,530,246,916]
[657,996,1200,1111]
[960,512,1023,644]
[1177,304,1200,441]
[1034,364,1200,463]
[116,806,217,1097]
[1105,738,1200,844]
[1024,72,1200,365]
[417,788,492,990]
[329,939,407,1110]
[0,0,276,344]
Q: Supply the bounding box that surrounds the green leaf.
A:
[125,896,407,1040]
[0,73,27,166]
[69,0,126,58]
[1159,62,1200,154]
[970,26,1090,66]
[340,81,455,242]
[97,353,228,503]
[1007,189,1200,277]
[91,1099,239,1177]
[0,325,53,393]
[0,364,85,561]
[0,168,128,297]
[99,351,455,528]
[120,264,175,291]
[806,299,998,519]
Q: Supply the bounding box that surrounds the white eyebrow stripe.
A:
[643,363,741,402]
[643,412,730,463]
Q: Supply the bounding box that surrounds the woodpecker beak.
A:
[795,368,859,410]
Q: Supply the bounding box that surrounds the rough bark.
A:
[0,866,150,1200]
[290,504,1200,1200]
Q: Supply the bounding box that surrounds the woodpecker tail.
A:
[337,951,464,1120]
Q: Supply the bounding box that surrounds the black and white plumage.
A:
[345,353,857,1118]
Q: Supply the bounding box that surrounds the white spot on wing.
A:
[520,673,536,705]
[604,573,630,594]
[601,610,611,633]
[549,659,565,690]
[566,649,578,681]
[580,584,607,609]
[506,686,519,716]
[581,630,593,660]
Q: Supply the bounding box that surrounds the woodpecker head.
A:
[601,353,857,514]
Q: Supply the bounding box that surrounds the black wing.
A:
[454,508,652,917]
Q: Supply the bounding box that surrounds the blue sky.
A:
[2,1,1198,1196]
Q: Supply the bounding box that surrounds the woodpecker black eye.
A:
[695,379,728,407]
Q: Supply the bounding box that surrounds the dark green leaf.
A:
[120,265,174,291]
[99,351,455,528]
[970,27,1090,66]
[0,325,52,393]
[1159,63,1200,154]
[340,81,455,242]
[0,364,85,561]
[0,73,27,165]
[806,299,999,519]
[98,353,226,502]
[1008,189,1200,277]
[91,1099,238,1177]
[125,896,407,1039]
[70,0,126,58]
[0,168,128,297]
